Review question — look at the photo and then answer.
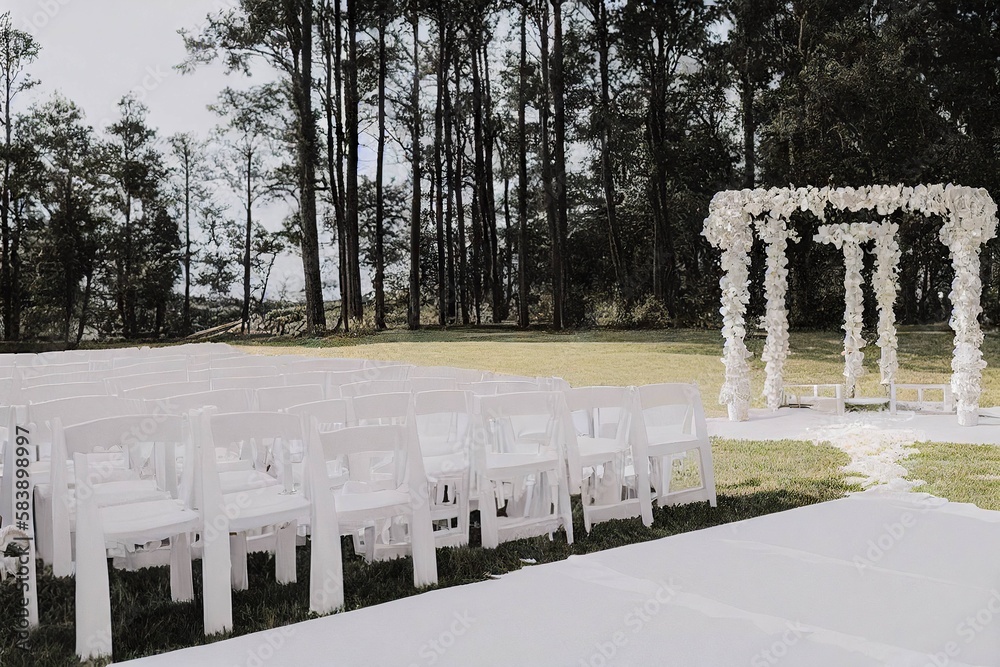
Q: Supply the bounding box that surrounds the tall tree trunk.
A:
[183,150,192,334]
[453,48,470,325]
[551,0,568,329]
[443,30,457,323]
[470,38,488,324]
[482,42,505,322]
[76,268,92,346]
[320,0,347,332]
[517,5,530,329]
[242,153,253,333]
[374,11,387,330]
[408,8,422,330]
[592,0,625,296]
[295,0,326,333]
[741,67,756,189]
[537,0,559,330]
[345,0,362,322]
[434,16,447,327]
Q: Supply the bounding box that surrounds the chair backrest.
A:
[109,369,189,394]
[315,421,426,487]
[477,391,566,456]
[149,388,253,415]
[59,413,185,458]
[20,360,93,375]
[326,369,373,390]
[28,395,141,450]
[123,380,213,401]
[16,381,110,403]
[565,386,632,441]
[465,380,541,396]
[360,363,412,381]
[410,377,459,393]
[351,392,411,425]
[210,365,280,379]
[209,411,305,487]
[110,357,187,375]
[210,355,283,369]
[19,369,110,388]
[340,380,410,398]
[634,383,704,439]
[278,371,332,393]
[257,384,325,412]
[284,357,366,373]
[413,390,473,457]
[211,375,284,391]
[409,366,484,382]
[285,398,353,430]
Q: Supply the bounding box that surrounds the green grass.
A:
[237,327,1000,417]
[0,437,859,666]
[3,327,997,665]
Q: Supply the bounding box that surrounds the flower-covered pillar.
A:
[815,223,875,398]
[704,192,754,421]
[755,215,799,410]
[935,186,998,426]
[871,222,901,386]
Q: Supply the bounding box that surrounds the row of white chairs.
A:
[0,345,716,661]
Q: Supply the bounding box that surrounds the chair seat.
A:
[484,451,559,476]
[424,453,469,481]
[101,499,200,543]
[219,469,279,494]
[223,486,310,533]
[645,429,702,456]
[577,436,630,466]
[334,487,412,520]
[35,479,167,509]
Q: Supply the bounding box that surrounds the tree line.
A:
[1,1,999,342]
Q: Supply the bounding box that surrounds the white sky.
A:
[8,0,344,300]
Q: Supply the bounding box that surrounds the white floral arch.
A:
[703,184,998,427]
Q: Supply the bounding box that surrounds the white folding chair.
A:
[409,366,485,382]
[314,418,437,588]
[110,357,187,375]
[632,383,717,508]
[108,369,189,394]
[465,380,541,395]
[414,390,474,547]
[565,386,652,531]
[211,375,284,391]
[209,355,284,369]
[197,411,313,598]
[475,391,574,549]
[210,365,280,379]
[18,369,110,388]
[410,377,459,393]
[286,398,354,432]
[340,380,411,398]
[257,384,325,412]
[284,357,366,373]
[123,380,213,401]
[15,381,109,404]
[351,392,411,425]
[49,414,177,577]
[71,415,200,660]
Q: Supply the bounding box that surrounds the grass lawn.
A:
[237,326,1000,417]
[2,326,996,665]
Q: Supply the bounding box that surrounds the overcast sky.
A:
[8,0,347,300]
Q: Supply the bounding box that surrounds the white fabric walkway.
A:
[116,491,1000,667]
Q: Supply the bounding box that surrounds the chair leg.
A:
[275,521,297,584]
[170,532,194,602]
[230,533,248,591]
[700,445,718,507]
[557,470,573,545]
[478,480,499,549]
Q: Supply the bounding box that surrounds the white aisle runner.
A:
[116,491,1000,667]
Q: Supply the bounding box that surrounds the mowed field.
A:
[239,327,1000,416]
